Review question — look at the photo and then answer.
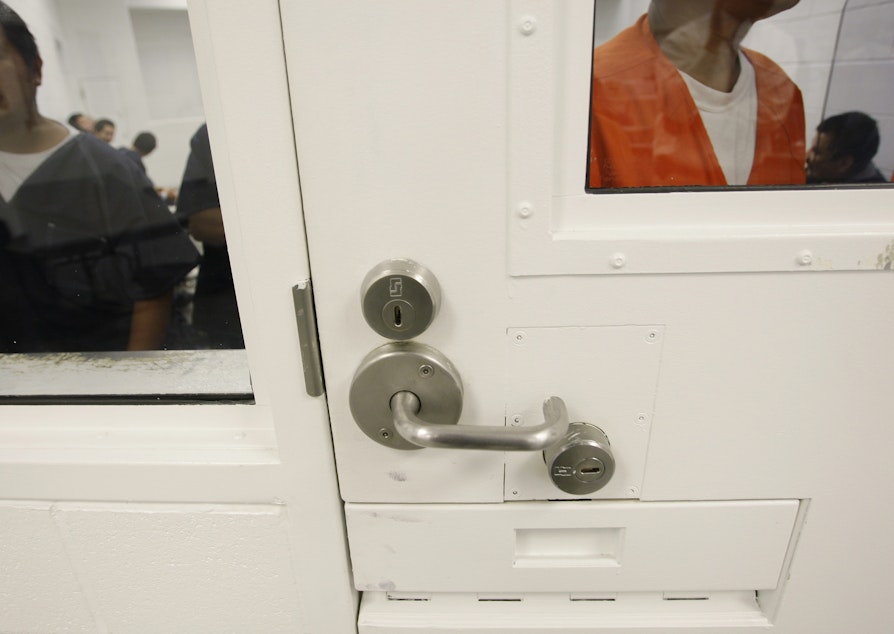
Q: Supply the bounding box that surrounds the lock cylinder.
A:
[361,259,440,340]
[543,423,615,495]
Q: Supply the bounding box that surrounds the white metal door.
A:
[281,0,894,632]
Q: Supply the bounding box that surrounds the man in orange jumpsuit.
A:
[589,0,804,189]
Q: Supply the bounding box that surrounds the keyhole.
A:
[394,305,403,327]
[573,457,607,483]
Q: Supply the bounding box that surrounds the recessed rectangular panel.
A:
[515,527,623,568]
[346,500,800,594]
[504,326,663,501]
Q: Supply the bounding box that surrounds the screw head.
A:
[518,16,537,35]
[797,249,814,266]
[610,253,627,269]
[379,428,391,440]
[418,364,434,378]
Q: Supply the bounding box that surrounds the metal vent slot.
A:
[662,592,711,601]
[386,592,431,602]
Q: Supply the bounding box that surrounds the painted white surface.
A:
[282,0,511,504]
[359,591,770,633]
[279,0,894,630]
[0,0,356,632]
[0,502,304,633]
[3,1,894,632]
[503,326,663,501]
[346,500,800,593]
[0,504,97,633]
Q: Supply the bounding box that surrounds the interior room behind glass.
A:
[589,0,894,190]
[0,0,245,355]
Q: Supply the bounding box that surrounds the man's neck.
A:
[0,115,68,154]
[648,3,753,92]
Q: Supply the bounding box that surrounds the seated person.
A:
[806,111,888,184]
[589,0,805,189]
[0,2,199,352]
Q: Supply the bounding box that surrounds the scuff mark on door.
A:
[876,241,894,270]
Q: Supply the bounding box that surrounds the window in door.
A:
[587,0,894,191]
[1,0,252,400]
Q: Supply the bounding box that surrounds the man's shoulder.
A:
[48,133,125,171]
[592,15,659,80]
[743,48,796,86]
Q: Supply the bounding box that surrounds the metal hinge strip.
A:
[292,280,325,397]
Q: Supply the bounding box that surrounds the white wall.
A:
[824,0,894,178]
[6,0,78,123]
[128,4,206,188]
[1,502,306,633]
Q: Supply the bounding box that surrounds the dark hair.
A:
[94,118,115,132]
[67,113,84,128]
[132,132,157,155]
[817,111,881,174]
[0,1,40,76]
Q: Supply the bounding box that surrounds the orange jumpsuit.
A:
[589,15,806,189]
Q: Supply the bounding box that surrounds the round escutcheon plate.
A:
[349,342,464,450]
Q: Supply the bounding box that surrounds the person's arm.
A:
[127,292,173,350]
[187,206,227,247]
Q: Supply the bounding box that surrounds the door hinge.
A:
[292,279,325,397]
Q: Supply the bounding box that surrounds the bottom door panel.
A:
[358,591,771,633]
[346,500,800,594]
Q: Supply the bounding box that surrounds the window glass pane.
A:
[1,0,249,397]
[588,0,894,190]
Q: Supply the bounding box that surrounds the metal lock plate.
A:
[361,259,440,340]
[543,423,615,495]
[349,342,463,450]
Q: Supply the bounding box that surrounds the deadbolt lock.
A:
[543,423,615,495]
[361,259,440,340]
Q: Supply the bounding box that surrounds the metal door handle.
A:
[350,341,571,451]
[391,391,569,451]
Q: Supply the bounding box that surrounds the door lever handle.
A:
[391,391,569,451]
[350,341,570,451]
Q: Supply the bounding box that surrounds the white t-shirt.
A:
[0,126,77,201]
[680,52,757,186]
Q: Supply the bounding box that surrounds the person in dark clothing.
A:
[0,2,199,352]
[806,111,888,184]
[118,131,157,174]
[175,123,244,349]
